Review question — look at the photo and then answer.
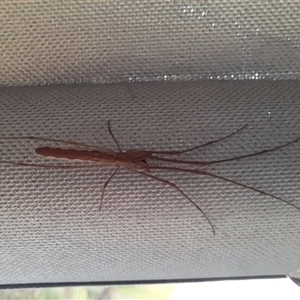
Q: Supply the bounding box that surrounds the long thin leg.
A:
[150,166,300,212]
[139,171,215,236]
[0,136,113,152]
[0,160,97,169]
[145,124,248,156]
[107,120,122,152]
[100,167,119,212]
[148,136,300,166]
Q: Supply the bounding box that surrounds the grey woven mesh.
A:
[0,1,300,286]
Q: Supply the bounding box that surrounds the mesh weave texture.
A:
[1,1,300,86]
[0,1,300,286]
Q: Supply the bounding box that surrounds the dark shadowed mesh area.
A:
[0,1,300,286]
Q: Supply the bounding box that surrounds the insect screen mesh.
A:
[0,1,300,286]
